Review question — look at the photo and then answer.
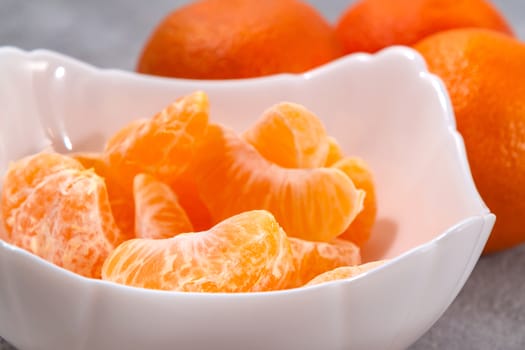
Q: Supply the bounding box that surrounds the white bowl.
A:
[0,46,494,350]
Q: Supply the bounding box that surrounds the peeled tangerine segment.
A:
[332,156,377,247]
[71,152,135,241]
[325,136,345,166]
[133,173,193,239]
[192,123,365,242]
[9,167,122,279]
[1,152,84,237]
[288,237,361,288]
[169,173,214,231]
[242,102,330,168]
[102,210,294,292]
[103,90,210,189]
[306,260,387,286]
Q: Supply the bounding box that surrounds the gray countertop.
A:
[1,0,525,349]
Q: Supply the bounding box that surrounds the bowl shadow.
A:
[361,217,399,262]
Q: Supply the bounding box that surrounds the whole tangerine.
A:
[336,0,513,54]
[137,0,344,79]
[414,29,525,254]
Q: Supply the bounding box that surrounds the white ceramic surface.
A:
[0,46,494,350]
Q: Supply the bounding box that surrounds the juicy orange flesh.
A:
[332,157,377,247]
[325,136,345,166]
[243,102,329,168]
[71,152,135,241]
[1,153,84,238]
[102,210,294,292]
[306,260,387,286]
[192,123,365,242]
[133,173,193,239]
[288,237,361,288]
[4,156,121,278]
[103,91,209,189]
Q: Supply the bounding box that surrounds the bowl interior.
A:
[0,46,487,261]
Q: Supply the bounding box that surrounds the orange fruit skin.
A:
[305,260,387,286]
[133,173,193,239]
[414,29,525,254]
[287,238,361,288]
[102,210,294,292]
[9,168,120,278]
[192,123,365,242]
[243,102,329,168]
[336,0,513,54]
[137,0,344,79]
[332,157,377,247]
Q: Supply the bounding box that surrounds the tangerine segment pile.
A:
[1,153,121,278]
[103,90,209,189]
[0,91,379,292]
[288,238,361,288]
[133,173,193,239]
[100,90,210,236]
[306,260,387,286]
[192,123,365,242]
[242,102,329,168]
[101,210,294,292]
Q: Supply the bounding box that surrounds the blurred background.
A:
[1,0,524,70]
[0,0,524,349]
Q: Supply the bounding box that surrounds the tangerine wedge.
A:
[71,152,135,241]
[325,136,345,166]
[332,157,377,246]
[242,102,329,168]
[288,237,361,288]
[9,167,121,278]
[102,210,294,292]
[71,152,111,177]
[1,152,84,238]
[169,174,213,232]
[133,173,193,239]
[191,123,365,242]
[103,91,209,189]
[305,260,387,286]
